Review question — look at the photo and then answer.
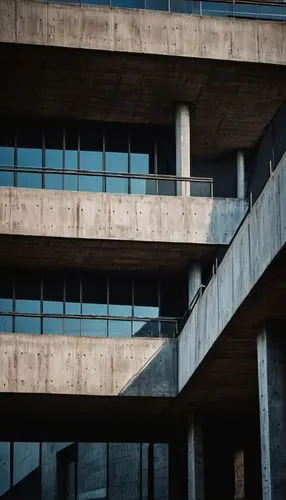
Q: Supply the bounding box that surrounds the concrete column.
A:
[188,414,204,500]
[188,263,202,306]
[176,103,191,196]
[237,150,245,199]
[257,325,286,500]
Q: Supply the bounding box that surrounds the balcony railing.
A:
[0,165,214,197]
[0,312,179,338]
[44,0,286,22]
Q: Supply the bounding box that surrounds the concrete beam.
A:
[0,1,285,66]
[257,325,286,500]
[178,150,286,391]
[0,187,248,246]
[0,334,175,397]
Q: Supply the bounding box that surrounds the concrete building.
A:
[0,0,286,498]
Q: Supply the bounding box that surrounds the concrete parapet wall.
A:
[178,152,286,390]
[0,188,247,245]
[0,0,285,66]
[0,334,174,396]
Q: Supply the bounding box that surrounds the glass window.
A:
[0,170,14,186]
[0,147,14,166]
[45,173,63,190]
[132,319,159,337]
[105,128,128,173]
[0,315,13,333]
[16,172,42,189]
[146,0,168,10]
[81,318,108,337]
[106,176,128,194]
[79,174,103,193]
[108,319,132,337]
[17,127,42,168]
[0,442,10,495]
[134,277,159,317]
[160,319,177,338]
[82,273,107,316]
[0,276,13,313]
[112,0,144,7]
[15,275,41,314]
[80,127,103,171]
[65,273,81,315]
[64,174,78,191]
[43,274,64,314]
[109,276,132,316]
[65,128,78,171]
[43,317,63,335]
[159,276,187,317]
[156,128,175,176]
[64,318,80,336]
[45,127,63,169]
[15,316,41,334]
[158,179,176,196]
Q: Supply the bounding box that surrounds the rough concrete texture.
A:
[179,151,286,391]
[121,339,177,397]
[0,334,172,397]
[0,187,248,245]
[0,1,285,66]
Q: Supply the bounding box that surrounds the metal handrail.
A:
[0,311,179,322]
[178,284,206,334]
[0,164,213,185]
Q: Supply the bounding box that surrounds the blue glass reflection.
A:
[43,317,63,334]
[79,175,103,193]
[65,150,78,170]
[80,151,102,171]
[0,171,14,186]
[43,300,63,314]
[158,179,176,196]
[46,149,63,169]
[133,305,158,317]
[108,319,132,337]
[17,172,42,188]
[0,442,10,495]
[0,298,13,313]
[146,0,168,10]
[130,179,146,195]
[0,315,12,333]
[81,319,108,337]
[64,174,78,191]
[15,316,41,334]
[133,319,159,337]
[65,302,81,315]
[64,318,81,336]
[82,303,108,315]
[17,148,42,167]
[112,0,144,8]
[109,304,132,317]
[106,152,128,172]
[130,153,149,174]
[15,299,40,314]
[106,177,128,194]
[45,173,63,190]
[0,146,14,165]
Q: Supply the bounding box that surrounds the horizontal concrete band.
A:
[179,151,286,391]
[0,0,285,65]
[0,187,247,245]
[0,334,176,397]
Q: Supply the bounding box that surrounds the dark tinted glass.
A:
[80,125,103,171]
[109,276,132,316]
[160,276,187,317]
[45,126,63,169]
[82,273,107,315]
[134,277,158,317]
[0,275,13,313]
[105,127,128,173]
[15,275,41,313]
[65,127,78,171]
[17,126,42,167]
[65,273,81,315]
[43,274,64,314]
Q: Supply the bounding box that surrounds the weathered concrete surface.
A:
[0,1,285,66]
[121,339,177,397]
[178,150,286,391]
[0,334,173,397]
[0,187,248,245]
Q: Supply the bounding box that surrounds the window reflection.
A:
[43,317,63,335]
[0,146,14,166]
[82,274,107,316]
[17,172,42,189]
[15,277,41,314]
[43,275,64,314]
[64,318,81,336]
[109,276,132,316]
[108,319,132,337]
[65,274,81,315]
[0,315,12,333]
[81,318,107,337]
[79,175,103,193]
[15,316,41,334]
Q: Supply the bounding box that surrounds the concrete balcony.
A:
[0,187,248,271]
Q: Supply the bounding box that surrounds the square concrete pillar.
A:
[257,324,286,500]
